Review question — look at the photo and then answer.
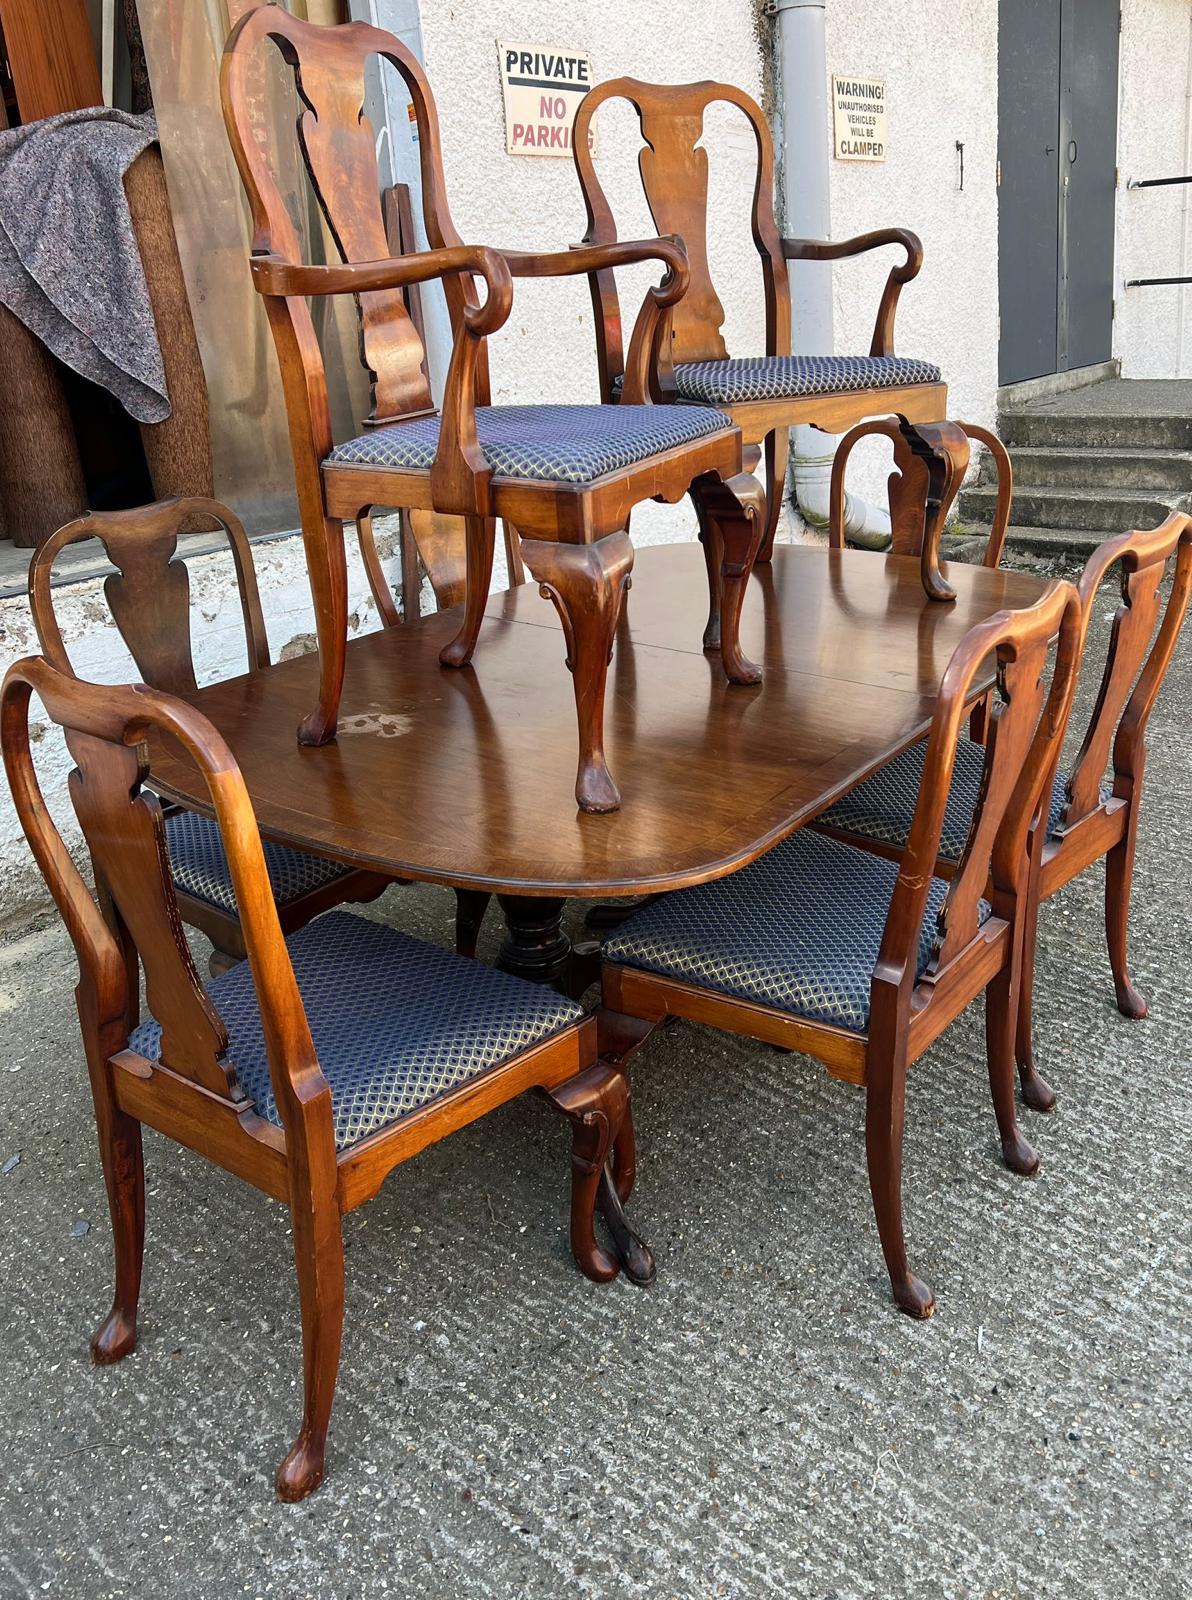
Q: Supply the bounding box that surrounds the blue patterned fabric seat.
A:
[164,810,355,916]
[664,354,942,406]
[324,402,730,486]
[603,829,987,1035]
[129,911,583,1150]
[818,740,1073,862]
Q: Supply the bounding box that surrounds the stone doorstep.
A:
[978,445,1192,493]
[959,482,1190,533]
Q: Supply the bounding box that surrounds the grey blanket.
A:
[0,107,168,422]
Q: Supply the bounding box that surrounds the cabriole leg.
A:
[864,1044,934,1318]
[277,1158,345,1502]
[546,1063,654,1286]
[87,1054,145,1366]
[755,425,790,565]
[1014,894,1057,1112]
[691,472,766,685]
[889,418,969,604]
[519,531,634,813]
[987,965,1041,1176]
[439,515,496,668]
[1106,806,1148,1019]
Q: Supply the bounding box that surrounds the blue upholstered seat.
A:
[324,402,730,486]
[603,829,987,1035]
[129,911,583,1150]
[666,354,942,405]
[165,809,354,916]
[818,740,1072,862]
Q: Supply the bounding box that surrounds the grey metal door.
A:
[998,0,1119,384]
[998,0,1061,385]
[1061,0,1120,370]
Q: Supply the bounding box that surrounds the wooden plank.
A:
[0,0,102,123]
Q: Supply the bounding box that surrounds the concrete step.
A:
[958,483,1184,533]
[999,408,1192,451]
[994,525,1120,561]
[976,445,1192,493]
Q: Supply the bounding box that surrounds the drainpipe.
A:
[771,0,890,546]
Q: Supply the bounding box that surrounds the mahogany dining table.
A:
[149,541,1053,991]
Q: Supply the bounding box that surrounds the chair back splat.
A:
[876,580,1083,995]
[28,498,270,694]
[1063,512,1192,828]
[573,80,787,396]
[2,661,310,1110]
[221,6,470,432]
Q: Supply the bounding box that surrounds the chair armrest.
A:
[500,239,689,405]
[499,238,688,297]
[250,246,513,336]
[780,228,924,356]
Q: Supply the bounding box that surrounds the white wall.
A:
[1115,0,1192,378]
[818,0,999,505]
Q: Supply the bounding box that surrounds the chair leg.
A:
[987,965,1041,1177]
[755,426,789,565]
[276,1183,345,1502]
[691,472,766,685]
[454,888,491,958]
[296,510,349,747]
[87,1056,145,1365]
[519,531,635,814]
[692,486,724,653]
[864,1043,934,1318]
[546,1061,654,1285]
[1014,894,1057,1112]
[439,515,496,668]
[1106,807,1148,1019]
[598,1097,655,1286]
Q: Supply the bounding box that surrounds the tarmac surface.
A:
[0,550,1188,1599]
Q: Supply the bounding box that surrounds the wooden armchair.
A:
[2,653,649,1500]
[600,581,1083,1317]
[816,514,1192,1107]
[572,80,951,587]
[29,498,398,973]
[220,9,760,814]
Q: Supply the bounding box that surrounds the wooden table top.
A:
[150,544,1051,897]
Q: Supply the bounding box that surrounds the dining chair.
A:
[814,514,1192,1108]
[221,7,759,814]
[3,653,648,1500]
[600,580,1083,1318]
[570,78,955,594]
[28,497,400,973]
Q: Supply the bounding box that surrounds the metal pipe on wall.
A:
[771,0,890,545]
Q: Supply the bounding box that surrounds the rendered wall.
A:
[1115,0,1192,378]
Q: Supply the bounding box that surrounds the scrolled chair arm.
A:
[780,227,925,356]
[249,244,515,336]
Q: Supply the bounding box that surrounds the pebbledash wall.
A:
[3,0,1192,925]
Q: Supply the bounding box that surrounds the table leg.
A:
[497,895,572,986]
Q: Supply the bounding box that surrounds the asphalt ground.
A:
[0,551,1188,1598]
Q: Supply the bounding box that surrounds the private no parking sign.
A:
[498,41,597,157]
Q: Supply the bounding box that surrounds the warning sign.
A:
[832,74,887,162]
[498,41,595,158]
